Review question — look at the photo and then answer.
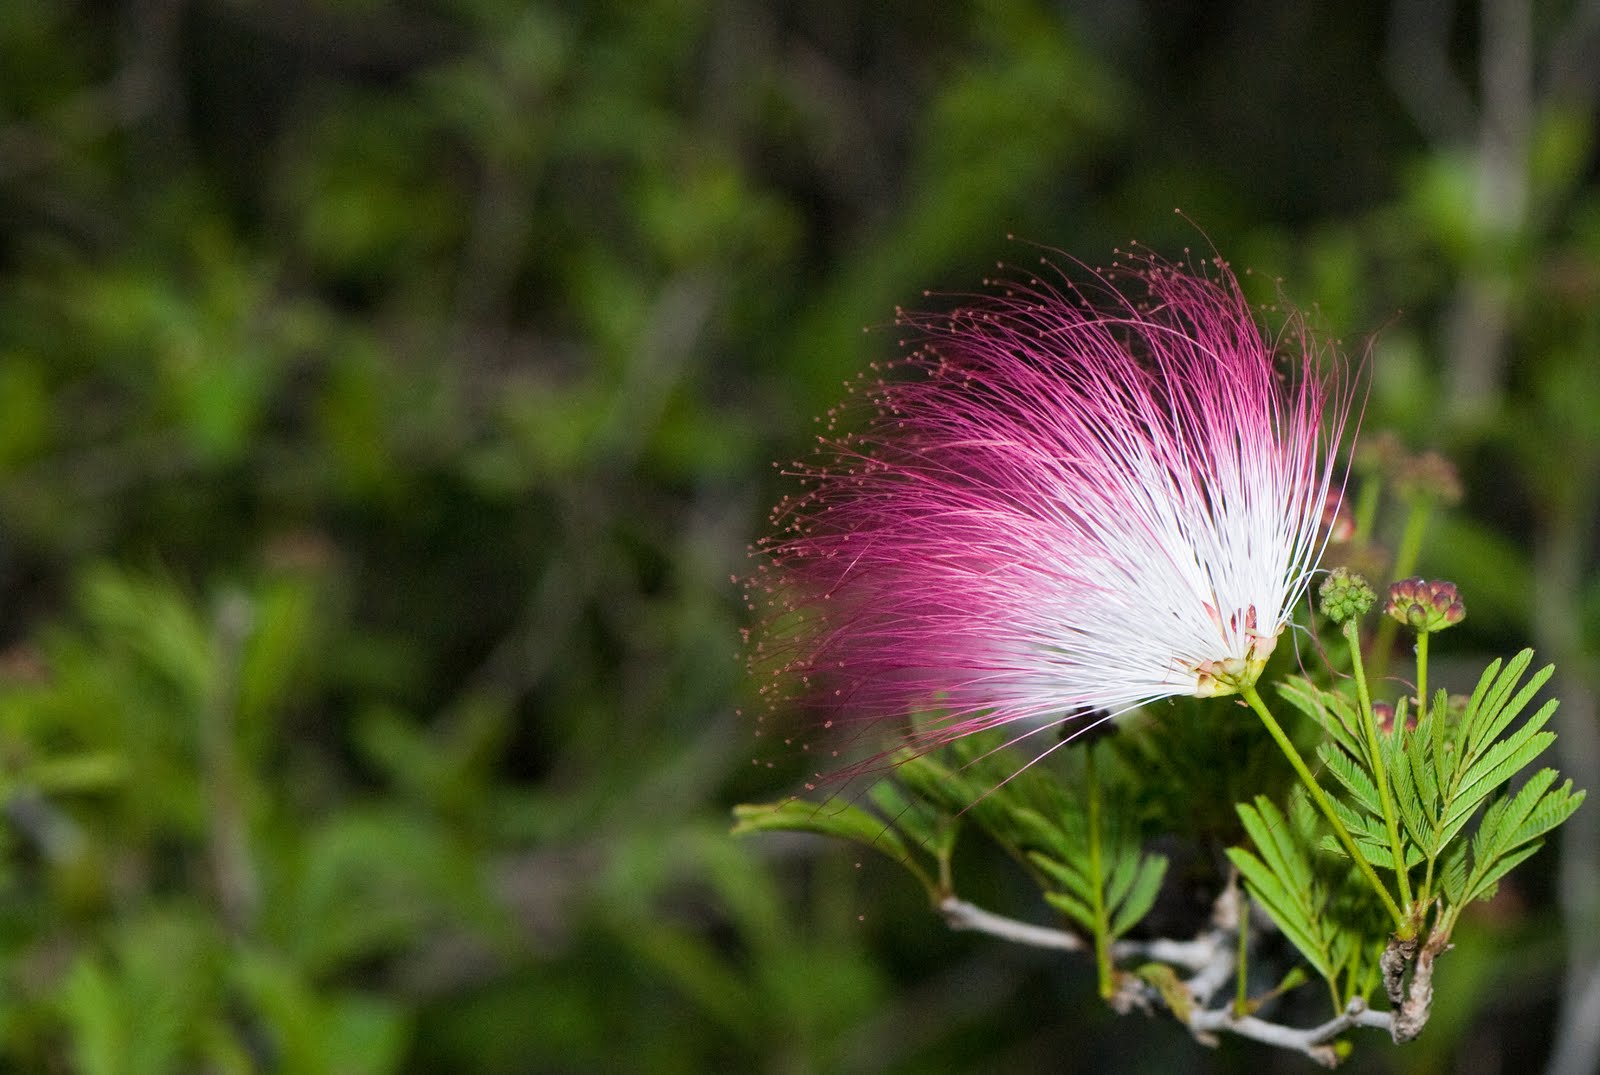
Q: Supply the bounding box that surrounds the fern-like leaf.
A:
[732,799,936,893]
[1318,742,1383,815]
[1110,854,1168,938]
[1228,796,1338,984]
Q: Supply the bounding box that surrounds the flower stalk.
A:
[1239,683,1407,931]
[1416,629,1430,715]
[1385,577,1465,714]
[1345,619,1414,911]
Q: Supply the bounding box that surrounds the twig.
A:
[1114,934,1219,972]
[1181,938,1237,1006]
[1188,999,1393,1068]
[937,897,1084,952]
[937,893,1398,1066]
[940,904,1228,974]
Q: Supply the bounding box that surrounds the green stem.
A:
[1393,499,1433,581]
[1415,629,1430,716]
[1085,744,1114,999]
[1352,477,1382,545]
[1345,620,1414,910]
[1343,620,1376,741]
[1234,892,1250,1017]
[1240,684,1408,932]
[1412,631,1441,907]
[1371,498,1434,679]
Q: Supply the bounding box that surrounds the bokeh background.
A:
[0,1,1597,1071]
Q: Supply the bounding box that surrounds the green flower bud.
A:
[1319,568,1376,624]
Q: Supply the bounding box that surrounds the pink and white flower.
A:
[749,251,1352,765]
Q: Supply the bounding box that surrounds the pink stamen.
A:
[747,249,1355,774]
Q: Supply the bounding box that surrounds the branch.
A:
[1180,938,1236,1006]
[936,894,1397,1066]
[937,897,1084,952]
[1114,934,1219,972]
[936,896,1231,970]
[1188,999,1393,1069]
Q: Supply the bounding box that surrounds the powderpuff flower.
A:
[748,251,1353,768]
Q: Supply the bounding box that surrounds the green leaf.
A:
[863,778,921,838]
[1042,888,1095,932]
[1405,650,1582,915]
[1469,653,1512,703]
[1467,659,1553,759]
[1238,798,1312,893]
[1464,841,1544,906]
[1317,742,1382,815]
[1225,846,1291,916]
[891,750,980,818]
[1388,747,1432,850]
[1439,842,1470,904]
[1455,773,1585,911]
[61,956,125,1075]
[1280,679,1363,758]
[27,752,129,793]
[1327,796,1387,844]
[1479,768,1560,845]
[1504,782,1584,849]
[1320,833,1421,869]
[1028,850,1090,896]
[1109,854,1168,938]
[1406,703,1442,806]
[1228,797,1340,984]
[1227,845,1331,979]
[1103,843,1141,914]
[1455,655,1509,753]
[732,799,920,881]
[1475,770,1578,862]
[1452,725,1557,820]
[1428,688,1452,779]
[999,804,1073,864]
[1230,848,1336,983]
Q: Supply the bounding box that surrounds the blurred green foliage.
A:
[0,0,1596,1071]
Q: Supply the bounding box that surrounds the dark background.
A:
[0,1,1597,1071]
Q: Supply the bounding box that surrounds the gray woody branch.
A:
[938,895,1395,1068]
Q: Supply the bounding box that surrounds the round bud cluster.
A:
[1319,568,1376,624]
[1394,450,1464,506]
[1353,430,1406,476]
[1384,577,1465,633]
